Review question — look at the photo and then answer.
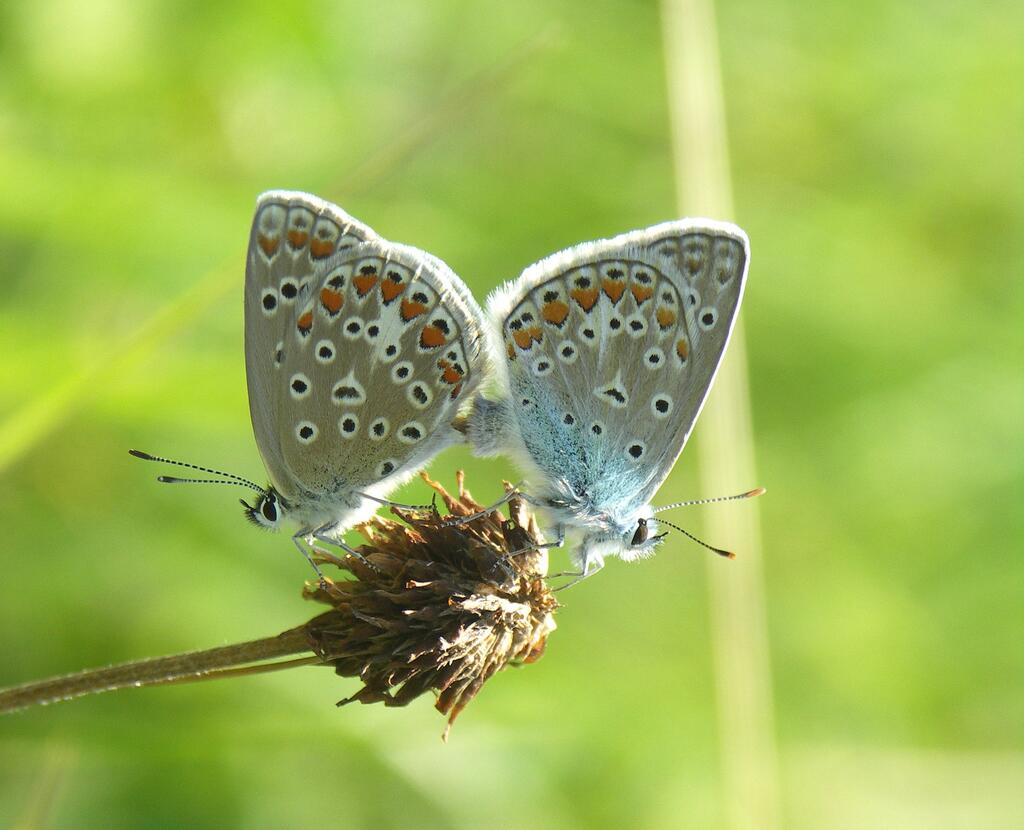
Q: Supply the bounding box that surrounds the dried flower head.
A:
[302,472,557,738]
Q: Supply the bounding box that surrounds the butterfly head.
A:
[610,512,668,562]
[628,516,667,550]
[567,505,667,568]
[130,449,291,533]
[240,487,287,532]
[582,487,767,566]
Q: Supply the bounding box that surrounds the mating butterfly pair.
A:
[134,191,755,579]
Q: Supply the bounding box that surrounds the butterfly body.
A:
[466,219,750,574]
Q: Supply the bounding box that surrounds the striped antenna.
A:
[129,450,266,495]
[653,487,765,513]
[656,517,736,560]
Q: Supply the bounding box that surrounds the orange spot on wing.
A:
[320,287,343,314]
[450,383,463,400]
[441,365,463,384]
[287,230,309,248]
[400,299,427,321]
[570,287,599,312]
[542,301,570,326]
[420,325,447,348]
[310,238,335,258]
[512,329,534,350]
[676,338,689,360]
[603,279,626,303]
[257,234,280,256]
[631,284,654,304]
[353,274,378,296]
[380,280,406,303]
[528,326,543,344]
[297,311,313,335]
[656,307,677,329]
[506,342,516,360]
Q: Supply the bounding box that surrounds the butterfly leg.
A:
[442,484,530,527]
[309,523,384,574]
[291,530,327,583]
[552,558,604,591]
[551,547,605,590]
[355,490,435,513]
[505,524,565,558]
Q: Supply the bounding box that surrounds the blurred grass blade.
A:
[0,25,558,476]
[661,1,782,829]
[11,744,77,830]
[0,266,236,474]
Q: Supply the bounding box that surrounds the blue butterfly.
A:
[460,220,758,577]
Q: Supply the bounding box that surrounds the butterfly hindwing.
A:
[245,191,486,502]
[487,220,749,515]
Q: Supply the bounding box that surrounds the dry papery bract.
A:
[302,472,558,738]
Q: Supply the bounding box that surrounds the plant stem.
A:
[661,1,780,827]
[0,625,318,715]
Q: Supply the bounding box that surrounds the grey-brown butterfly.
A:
[460,218,761,579]
[133,191,486,575]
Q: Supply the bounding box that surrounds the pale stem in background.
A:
[661,1,782,828]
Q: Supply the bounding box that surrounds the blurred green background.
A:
[1,0,1021,828]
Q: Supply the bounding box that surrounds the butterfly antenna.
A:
[653,486,765,513]
[128,450,267,495]
[655,517,736,559]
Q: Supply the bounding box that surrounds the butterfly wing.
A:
[245,191,486,505]
[485,219,749,517]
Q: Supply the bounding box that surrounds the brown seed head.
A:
[302,472,557,738]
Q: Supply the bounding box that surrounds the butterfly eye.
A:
[261,497,278,523]
[631,518,649,546]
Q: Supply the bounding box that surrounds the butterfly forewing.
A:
[245,191,485,502]
[490,220,749,514]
